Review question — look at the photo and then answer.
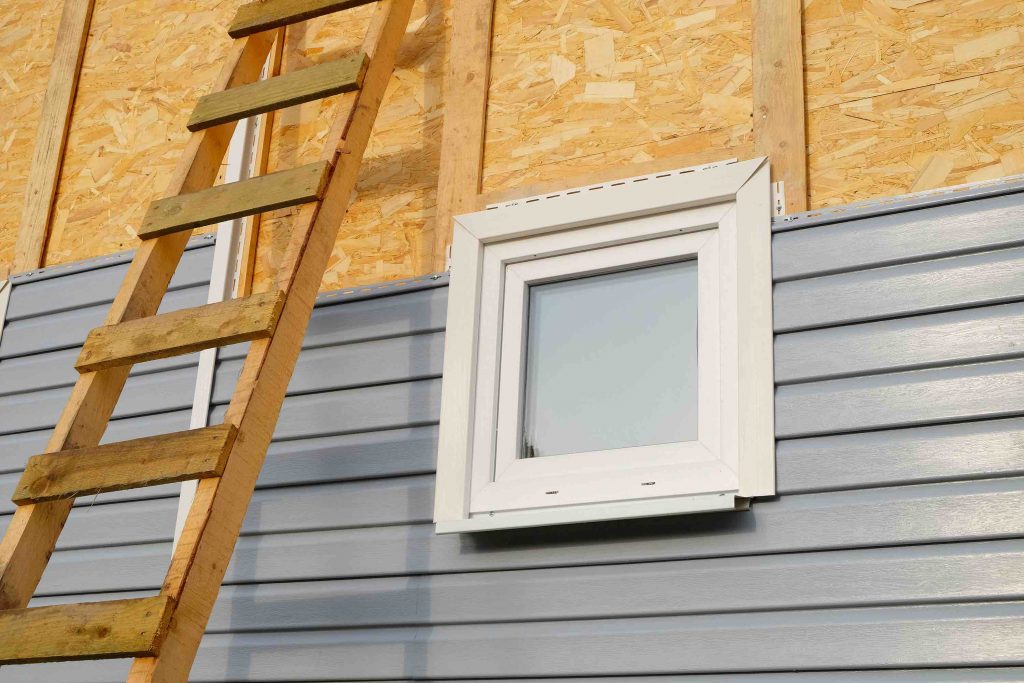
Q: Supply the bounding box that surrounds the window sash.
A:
[469,226,729,514]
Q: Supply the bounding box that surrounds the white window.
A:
[434,158,775,533]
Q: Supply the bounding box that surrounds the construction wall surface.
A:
[1,0,1022,286]
[4,181,1024,679]
[0,0,64,279]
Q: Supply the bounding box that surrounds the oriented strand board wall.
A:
[482,0,754,193]
[41,0,236,267]
[6,0,1024,286]
[805,0,1024,207]
[252,0,448,292]
[0,0,63,279]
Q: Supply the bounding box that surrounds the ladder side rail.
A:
[0,32,275,612]
[129,2,415,679]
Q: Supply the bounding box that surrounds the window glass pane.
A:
[521,260,698,458]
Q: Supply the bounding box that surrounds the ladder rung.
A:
[0,596,174,664]
[139,161,332,240]
[187,53,368,132]
[76,291,286,373]
[13,425,237,505]
[229,0,378,38]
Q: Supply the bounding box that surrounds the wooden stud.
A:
[12,425,237,505]
[0,596,174,664]
[12,0,95,274]
[127,2,415,679]
[752,0,807,214]
[76,290,285,373]
[229,0,377,38]
[432,0,496,272]
[139,160,331,240]
[238,29,287,298]
[187,53,369,132]
[0,29,275,615]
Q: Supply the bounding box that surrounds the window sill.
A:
[435,492,748,534]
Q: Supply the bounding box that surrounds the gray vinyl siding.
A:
[2,184,1024,681]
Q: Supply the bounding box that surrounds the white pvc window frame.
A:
[173,113,259,547]
[434,157,775,533]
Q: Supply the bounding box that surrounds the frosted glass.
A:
[520,260,699,458]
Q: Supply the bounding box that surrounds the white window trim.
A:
[435,157,774,533]
[173,116,258,548]
[0,279,11,350]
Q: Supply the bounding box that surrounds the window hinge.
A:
[772,181,786,217]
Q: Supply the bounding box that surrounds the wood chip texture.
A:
[0,0,64,279]
[4,0,1024,284]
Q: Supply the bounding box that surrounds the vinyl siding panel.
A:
[2,187,1024,681]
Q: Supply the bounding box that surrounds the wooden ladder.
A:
[0,0,413,678]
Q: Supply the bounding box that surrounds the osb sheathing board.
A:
[482,0,754,193]
[9,0,1024,284]
[251,0,448,292]
[805,0,1024,206]
[0,0,63,279]
[41,0,237,268]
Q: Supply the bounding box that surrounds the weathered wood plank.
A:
[12,0,95,274]
[187,54,369,132]
[229,0,377,38]
[432,0,495,272]
[0,31,274,613]
[129,3,414,679]
[0,596,173,664]
[76,291,285,373]
[12,425,236,505]
[139,161,331,240]
[752,0,807,214]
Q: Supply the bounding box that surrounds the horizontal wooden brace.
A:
[0,596,174,664]
[229,0,378,38]
[139,160,332,239]
[187,53,368,132]
[12,424,237,504]
[75,290,286,373]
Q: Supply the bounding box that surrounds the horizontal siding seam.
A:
[774,350,1024,388]
[1,279,214,326]
[773,179,1024,232]
[212,376,443,407]
[772,238,1024,285]
[194,594,1024,635]
[773,292,1024,334]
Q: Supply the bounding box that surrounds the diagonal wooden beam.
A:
[0,31,275,613]
[752,0,808,214]
[126,2,415,679]
[431,0,496,273]
[13,0,95,274]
